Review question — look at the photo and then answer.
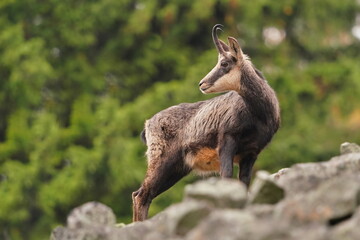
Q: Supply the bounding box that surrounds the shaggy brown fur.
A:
[132,24,280,221]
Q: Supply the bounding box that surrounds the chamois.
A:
[132,24,280,222]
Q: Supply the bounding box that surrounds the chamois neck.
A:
[238,62,279,124]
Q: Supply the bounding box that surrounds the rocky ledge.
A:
[51,142,360,240]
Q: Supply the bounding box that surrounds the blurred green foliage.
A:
[0,0,360,239]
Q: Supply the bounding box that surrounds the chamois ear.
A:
[228,37,243,60]
[219,39,230,52]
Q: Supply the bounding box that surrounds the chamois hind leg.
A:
[238,153,257,188]
[132,155,190,222]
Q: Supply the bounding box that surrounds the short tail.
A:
[140,130,146,144]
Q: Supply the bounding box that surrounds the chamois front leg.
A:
[219,135,237,178]
[238,152,257,188]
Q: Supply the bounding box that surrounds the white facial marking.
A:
[207,67,241,93]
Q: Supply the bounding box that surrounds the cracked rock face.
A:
[51,142,360,240]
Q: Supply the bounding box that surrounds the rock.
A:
[51,142,360,240]
[331,207,360,240]
[67,202,116,228]
[275,174,360,224]
[185,209,257,240]
[115,223,126,228]
[51,202,120,240]
[288,224,330,240]
[274,153,360,195]
[184,177,247,208]
[143,231,183,240]
[271,168,290,180]
[50,226,118,240]
[340,142,360,154]
[115,221,152,240]
[244,204,275,218]
[186,209,292,240]
[151,200,212,236]
[249,170,285,204]
[186,209,330,240]
[50,226,68,240]
[115,200,212,239]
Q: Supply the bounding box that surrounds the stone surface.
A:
[288,225,330,240]
[275,174,360,224]
[184,177,247,209]
[50,226,67,240]
[340,142,360,154]
[150,200,212,236]
[67,202,116,228]
[186,209,296,240]
[50,202,120,240]
[271,167,290,180]
[274,152,360,195]
[114,221,153,240]
[185,210,257,240]
[51,142,360,240]
[244,204,275,218]
[249,170,285,204]
[50,225,121,240]
[330,207,360,240]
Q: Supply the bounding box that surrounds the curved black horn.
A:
[212,24,224,54]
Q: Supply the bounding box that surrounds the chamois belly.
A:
[185,147,240,174]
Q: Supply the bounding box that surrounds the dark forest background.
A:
[1,0,360,239]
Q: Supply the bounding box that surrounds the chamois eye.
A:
[221,62,228,68]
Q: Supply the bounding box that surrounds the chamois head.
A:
[199,24,246,94]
